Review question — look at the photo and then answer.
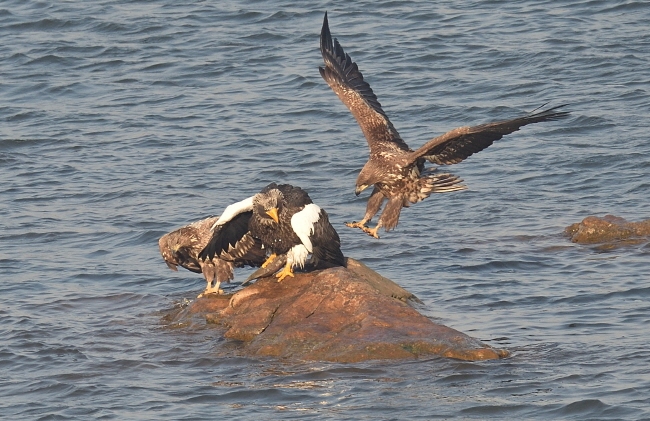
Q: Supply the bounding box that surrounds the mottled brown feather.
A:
[319,13,570,235]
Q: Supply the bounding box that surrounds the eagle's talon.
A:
[362,225,381,239]
[261,253,277,268]
[198,285,224,298]
[345,220,380,238]
[345,220,370,229]
[276,263,294,282]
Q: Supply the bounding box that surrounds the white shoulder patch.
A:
[211,196,254,230]
[290,203,321,253]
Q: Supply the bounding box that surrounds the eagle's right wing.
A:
[319,12,410,154]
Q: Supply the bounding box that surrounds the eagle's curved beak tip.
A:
[266,208,280,223]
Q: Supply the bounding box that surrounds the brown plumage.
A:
[159,215,265,297]
[319,12,569,238]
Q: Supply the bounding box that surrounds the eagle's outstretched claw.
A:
[366,225,381,239]
[345,220,381,239]
[345,220,367,229]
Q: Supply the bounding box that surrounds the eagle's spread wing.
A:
[319,12,410,154]
[411,105,570,165]
[199,210,255,262]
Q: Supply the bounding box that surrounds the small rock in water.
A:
[565,215,650,246]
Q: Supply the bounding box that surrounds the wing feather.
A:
[319,12,410,153]
[411,105,570,165]
[212,196,254,228]
[199,211,254,261]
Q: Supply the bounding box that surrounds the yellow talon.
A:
[345,220,368,229]
[276,262,294,282]
[345,220,381,238]
[366,225,381,239]
[261,253,277,268]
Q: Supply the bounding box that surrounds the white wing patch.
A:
[290,203,321,253]
[211,196,254,230]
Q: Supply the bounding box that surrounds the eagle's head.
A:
[158,234,181,271]
[158,229,204,273]
[355,161,384,196]
[253,188,283,225]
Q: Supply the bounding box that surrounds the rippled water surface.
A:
[2,0,649,419]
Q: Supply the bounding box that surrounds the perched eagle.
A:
[200,183,346,281]
[319,12,570,238]
[159,215,266,297]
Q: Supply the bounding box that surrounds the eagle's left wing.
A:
[199,197,256,262]
[410,105,569,165]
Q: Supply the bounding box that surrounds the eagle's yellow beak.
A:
[266,207,279,223]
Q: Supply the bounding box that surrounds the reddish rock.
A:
[165,258,509,362]
[565,215,650,245]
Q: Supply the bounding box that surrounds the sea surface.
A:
[1,0,649,419]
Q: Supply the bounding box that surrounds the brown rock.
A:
[565,215,650,245]
[165,258,509,362]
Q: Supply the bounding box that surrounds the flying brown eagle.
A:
[319,12,569,238]
[200,183,345,282]
[159,215,266,297]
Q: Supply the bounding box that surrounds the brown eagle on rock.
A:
[319,12,569,238]
[159,215,266,297]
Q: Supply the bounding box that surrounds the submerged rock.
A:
[565,215,650,246]
[164,258,509,363]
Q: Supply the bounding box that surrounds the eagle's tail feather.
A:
[410,172,466,203]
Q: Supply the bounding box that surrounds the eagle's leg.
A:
[198,280,223,298]
[346,187,384,233]
[261,253,277,268]
[275,261,295,282]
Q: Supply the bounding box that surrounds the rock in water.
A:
[565,215,650,246]
[165,258,509,362]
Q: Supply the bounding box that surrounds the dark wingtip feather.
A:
[320,12,331,58]
[529,104,571,121]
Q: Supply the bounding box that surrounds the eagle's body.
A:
[159,215,265,296]
[319,13,569,238]
[200,183,345,282]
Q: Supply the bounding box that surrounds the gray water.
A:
[2,0,649,419]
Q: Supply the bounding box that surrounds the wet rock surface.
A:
[565,215,650,246]
[164,258,509,363]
